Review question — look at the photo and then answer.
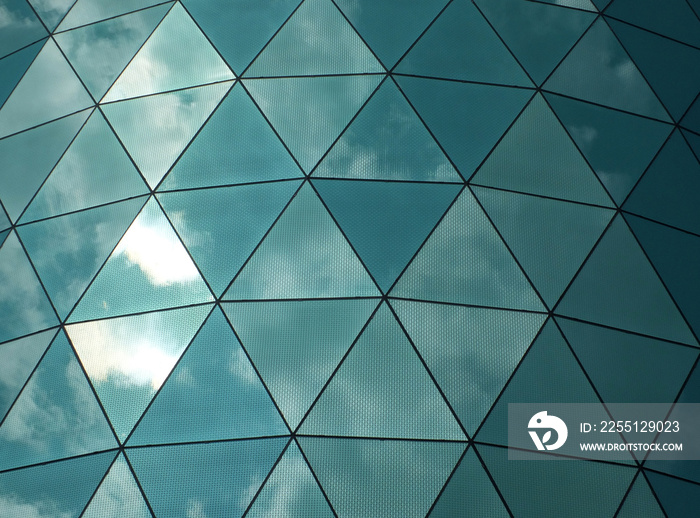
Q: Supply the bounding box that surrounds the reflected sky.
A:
[82,454,150,518]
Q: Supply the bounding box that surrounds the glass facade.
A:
[0,0,699,516]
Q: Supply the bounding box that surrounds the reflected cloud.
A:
[83,456,150,518]
[228,348,258,386]
[0,496,71,518]
[0,3,36,29]
[186,499,208,518]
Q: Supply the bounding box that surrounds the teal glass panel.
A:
[606,0,700,48]
[474,187,614,307]
[391,189,544,311]
[683,98,700,134]
[82,453,151,518]
[558,317,697,404]
[54,4,170,100]
[102,81,231,189]
[616,475,665,518]
[647,472,700,518]
[299,437,464,518]
[0,329,56,422]
[21,111,148,222]
[537,0,596,9]
[103,3,233,102]
[28,0,75,31]
[624,131,700,234]
[393,300,545,435]
[127,438,287,518]
[245,0,382,77]
[128,307,287,445]
[0,451,115,517]
[181,0,299,74]
[474,0,595,85]
[247,441,333,517]
[556,215,696,344]
[314,179,462,292]
[0,109,89,222]
[685,129,700,158]
[158,180,301,296]
[245,75,382,173]
[476,320,604,445]
[0,40,93,138]
[430,448,509,517]
[627,214,700,338]
[478,445,636,518]
[546,92,672,204]
[17,197,146,319]
[395,0,531,87]
[592,0,612,9]
[222,298,379,430]
[224,184,379,300]
[396,76,532,179]
[66,304,211,440]
[0,229,7,245]
[609,20,700,121]
[0,211,8,233]
[333,0,449,69]
[68,199,214,322]
[0,0,47,59]
[471,95,614,206]
[0,331,116,470]
[313,79,461,182]
[0,39,43,107]
[57,0,169,31]
[300,303,465,440]
[161,83,303,190]
[0,232,58,343]
[543,19,670,121]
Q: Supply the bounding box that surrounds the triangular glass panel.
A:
[624,131,700,234]
[557,317,697,404]
[471,95,614,206]
[313,79,461,182]
[627,214,700,338]
[247,441,334,517]
[244,75,382,173]
[685,129,700,158]
[395,76,533,179]
[299,437,464,517]
[68,198,213,322]
[181,0,300,74]
[300,303,465,440]
[158,180,301,296]
[66,304,211,440]
[160,83,303,190]
[224,183,379,300]
[127,438,287,518]
[314,179,462,292]
[0,328,56,422]
[102,82,231,189]
[478,444,636,517]
[0,109,90,222]
[543,19,670,121]
[392,300,546,435]
[616,475,665,518]
[55,4,171,100]
[646,471,700,518]
[82,453,151,518]
[474,187,615,307]
[556,215,696,344]
[128,307,287,445]
[222,298,379,430]
[683,97,700,134]
[0,210,9,233]
[606,0,700,48]
[546,92,673,205]
[430,447,509,517]
[0,451,116,517]
[476,319,604,445]
[0,1,46,59]
[474,0,596,85]
[334,0,450,69]
[28,0,75,31]
[395,0,531,86]
[0,331,116,471]
[537,0,596,9]
[245,0,382,77]
[591,0,613,9]
[0,229,7,246]
[0,40,93,138]
[58,0,169,31]
[21,111,148,222]
[391,189,544,311]
[17,197,146,319]
[103,3,234,102]
[0,231,58,343]
[0,39,44,108]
